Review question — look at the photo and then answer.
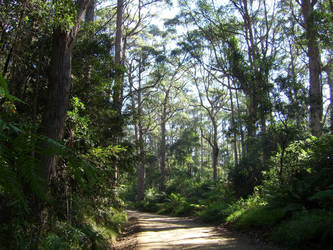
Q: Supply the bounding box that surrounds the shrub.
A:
[228,206,286,230]
[271,210,333,249]
[262,135,333,211]
[40,222,88,250]
[197,202,229,223]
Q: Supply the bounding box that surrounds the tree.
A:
[39,0,92,181]
[323,63,333,134]
[298,0,323,137]
[128,44,158,200]
[112,0,124,140]
[192,65,227,181]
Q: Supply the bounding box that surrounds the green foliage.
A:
[67,97,91,144]
[40,222,86,250]
[262,135,333,210]
[0,73,129,249]
[0,74,23,103]
[93,207,127,234]
[229,137,263,197]
[157,193,196,216]
[1,83,41,185]
[271,210,333,249]
[224,135,333,248]
[138,181,236,219]
[39,207,128,250]
[197,202,229,223]
[227,206,286,231]
[52,0,76,29]
[0,76,46,248]
[0,132,47,204]
[170,128,200,167]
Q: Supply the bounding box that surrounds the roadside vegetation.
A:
[124,135,333,249]
[1,0,332,249]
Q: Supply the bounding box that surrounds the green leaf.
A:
[309,189,333,201]
[0,73,25,103]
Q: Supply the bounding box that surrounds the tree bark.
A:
[228,78,238,166]
[212,143,219,182]
[39,0,91,182]
[200,122,204,181]
[301,0,322,137]
[160,119,166,191]
[235,88,245,157]
[40,29,73,180]
[112,0,124,125]
[212,120,219,182]
[131,58,145,201]
[137,125,145,200]
[83,0,95,88]
[324,64,333,134]
[86,0,95,22]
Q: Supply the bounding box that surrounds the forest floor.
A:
[114,210,282,250]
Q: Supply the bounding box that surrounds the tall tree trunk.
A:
[243,0,258,141]
[329,75,333,135]
[324,64,333,134]
[160,119,166,191]
[247,94,257,138]
[137,125,145,200]
[39,1,91,182]
[83,0,95,88]
[86,0,95,21]
[111,0,124,184]
[301,0,322,137]
[200,125,204,181]
[212,121,219,182]
[212,143,219,182]
[235,88,245,157]
[135,59,145,201]
[39,29,73,180]
[228,78,238,166]
[112,0,124,136]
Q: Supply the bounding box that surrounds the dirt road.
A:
[119,210,275,250]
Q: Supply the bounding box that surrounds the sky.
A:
[150,0,179,29]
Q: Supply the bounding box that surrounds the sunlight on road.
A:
[127,210,258,250]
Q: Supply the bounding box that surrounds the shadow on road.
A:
[126,210,278,250]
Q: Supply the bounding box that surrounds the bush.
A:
[197,202,229,223]
[40,222,87,250]
[271,210,333,249]
[262,135,333,211]
[227,206,286,230]
[156,193,198,216]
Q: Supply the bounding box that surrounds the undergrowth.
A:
[133,135,333,249]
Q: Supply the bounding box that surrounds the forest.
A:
[0,0,333,249]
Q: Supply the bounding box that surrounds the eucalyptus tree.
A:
[178,0,278,152]
[191,64,228,181]
[298,0,323,137]
[39,0,93,182]
[101,0,159,142]
[169,118,200,178]
[317,0,333,133]
[158,74,187,190]
[269,2,308,129]
[323,64,333,133]
[176,0,295,195]
[144,53,188,190]
[127,40,163,200]
[229,0,278,139]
